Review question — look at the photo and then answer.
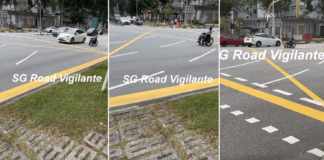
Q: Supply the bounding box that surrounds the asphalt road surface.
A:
[0,33,108,105]
[220,44,324,160]
[109,24,219,107]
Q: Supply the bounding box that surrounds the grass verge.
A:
[0,62,108,141]
[110,90,218,159]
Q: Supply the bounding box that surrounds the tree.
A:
[256,0,292,18]
[315,0,324,17]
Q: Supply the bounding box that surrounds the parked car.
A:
[114,14,121,20]
[120,17,131,25]
[220,34,244,47]
[131,17,143,25]
[244,33,282,47]
[86,28,98,36]
[52,27,69,37]
[57,29,86,44]
[45,26,57,33]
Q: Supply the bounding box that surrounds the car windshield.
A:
[87,28,95,32]
[63,29,76,34]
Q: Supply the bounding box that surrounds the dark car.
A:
[87,28,98,36]
[220,34,245,47]
[52,27,70,37]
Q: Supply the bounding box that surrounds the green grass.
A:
[0,62,108,140]
[166,91,219,133]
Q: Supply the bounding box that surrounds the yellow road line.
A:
[109,29,160,56]
[0,56,107,103]
[221,78,324,122]
[109,78,219,107]
[0,41,105,54]
[0,34,107,54]
[248,48,324,106]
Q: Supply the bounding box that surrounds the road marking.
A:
[282,136,300,144]
[160,40,186,48]
[221,78,324,123]
[16,51,37,65]
[252,69,309,88]
[164,28,219,37]
[319,60,324,65]
[220,73,231,77]
[300,98,324,106]
[109,78,219,107]
[0,41,105,54]
[1,34,107,54]
[220,60,262,70]
[0,44,7,47]
[109,41,127,44]
[248,48,324,106]
[234,77,248,82]
[262,126,278,133]
[189,48,216,62]
[0,56,107,104]
[143,36,155,39]
[273,89,293,96]
[307,148,324,157]
[109,71,165,90]
[245,117,260,123]
[220,104,231,109]
[231,110,244,116]
[109,29,160,56]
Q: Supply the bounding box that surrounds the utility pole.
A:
[61,0,63,26]
[136,0,138,17]
[184,0,188,26]
[231,11,233,34]
[272,0,275,36]
[39,0,42,28]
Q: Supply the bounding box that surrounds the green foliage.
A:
[165,3,173,18]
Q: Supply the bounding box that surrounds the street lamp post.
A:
[272,0,275,36]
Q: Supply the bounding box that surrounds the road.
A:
[109,24,219,108]
[0,32,108,105]
[220,44,324,159]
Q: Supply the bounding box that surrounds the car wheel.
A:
[248,44,252,47]
[221,41,227,47]
[70,38,74,44]
[256,41,261,47]
[82,38,86,43]
[276,41,281,46]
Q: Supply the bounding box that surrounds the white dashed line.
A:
[245,117,260,123]
[0,44,7,47]
[262,126,278,133]
[110,51,139,58]
[143,36,155,39]
[16,51,37,65]
[319,60,324,65]
[231,110,244,116]
[252,69,309,88]
[109,71,165,90]
[300,98,324,106]
[220,104,231,109]
[220,60,262,70]
[273,89,293,96]
[282,136,300,144]
[189,48,216,62]
[220,73,231,77]
[234,77,248,82]
[307,148,324,157]
[109,41,127,44]
[160,40,186,48]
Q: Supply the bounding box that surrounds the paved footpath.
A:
[0,118,108,159]
[109,107,218,160]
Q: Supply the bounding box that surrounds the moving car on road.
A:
[244,33,282,47]
[45,26,57,33]
[57,29,86,44]
[52,27,69,37]
[86,28,98,36]
[220,34,244,47]
[119,17,131,25]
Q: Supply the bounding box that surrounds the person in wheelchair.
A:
[289,35,294,46]
[90,34,98,44]
[197,27,212,44]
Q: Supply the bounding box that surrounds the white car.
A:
[120,17,131,25]
[57,29,86,44]
[45,26,56,33]
[244,33,282,47]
